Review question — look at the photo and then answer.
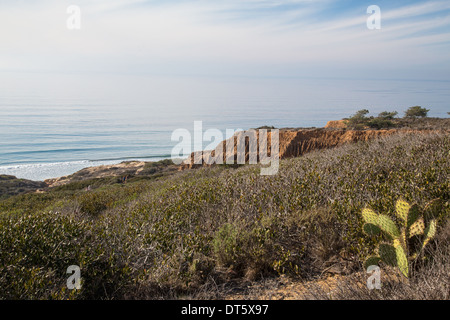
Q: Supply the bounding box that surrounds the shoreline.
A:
[0,156,173,183]
[1,117,449,193]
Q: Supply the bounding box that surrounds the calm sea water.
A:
[1,74,449,181]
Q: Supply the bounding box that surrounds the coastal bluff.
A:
[181,126,442,170]
[1,120,447,194]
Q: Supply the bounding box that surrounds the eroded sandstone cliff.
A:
[181,127,440,170]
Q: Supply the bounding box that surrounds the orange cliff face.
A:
[180,127,439,170]
[325,120,348,129]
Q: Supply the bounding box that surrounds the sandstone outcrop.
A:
[325,120,348,129]
[181,128,437,169]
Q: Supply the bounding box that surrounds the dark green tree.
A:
[378,111,398,119]
[404,106,429,118]
[353,109,370,118]
[347,109,370,129]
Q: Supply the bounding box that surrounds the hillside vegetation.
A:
[0,131,449,299]
[0,175,47,201]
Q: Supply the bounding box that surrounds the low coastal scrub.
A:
[344,108,449,130]
[0,131,448,299]
[0,175,46,201]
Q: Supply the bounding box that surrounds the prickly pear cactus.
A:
[361,198,440,278]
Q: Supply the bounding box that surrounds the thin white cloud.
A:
[0,0,448,78]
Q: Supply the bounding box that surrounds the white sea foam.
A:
[0,158,168,182]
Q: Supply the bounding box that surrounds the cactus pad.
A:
[409,217,425,238]
[362,208,378,225]
[395,199,410,222]
[378,214,400,238]
[378,243,397,267]
[406,204,420,228]
[422,219,437,248]
[364,256,381,270]
[395,245,409,277]
[363,223,381,236]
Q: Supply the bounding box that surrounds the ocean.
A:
[1,74,449,181]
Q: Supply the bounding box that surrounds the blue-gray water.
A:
[1,74,449,181]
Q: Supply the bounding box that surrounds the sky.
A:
[0,0,450,83]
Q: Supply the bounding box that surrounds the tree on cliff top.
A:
[378,111,398,120]
[347,109,399,130]
[347,109,370,129]
[404,106,429,118]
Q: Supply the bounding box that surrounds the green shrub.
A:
[76,191,112,216]
[212,220,287,279]
[367,118,394,129]
[212,223,241,268]
[0,211,135,299]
